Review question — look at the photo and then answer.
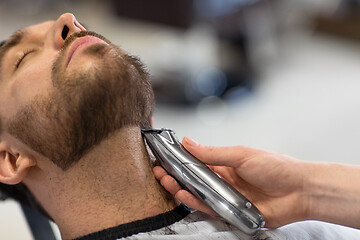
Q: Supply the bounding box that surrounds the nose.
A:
[52,13,86,50]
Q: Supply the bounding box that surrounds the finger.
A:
[153,166,167,180]
[182,137,259,168]
[160,175,183,196]
[175,190,217,216]
[153,166,184,195]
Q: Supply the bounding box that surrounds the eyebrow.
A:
[0,29,28,73]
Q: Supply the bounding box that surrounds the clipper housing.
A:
[142,128,265,235]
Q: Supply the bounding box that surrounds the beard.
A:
[6,31,154,170]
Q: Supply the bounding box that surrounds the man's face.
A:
[0,13,154,170]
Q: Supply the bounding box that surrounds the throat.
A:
[59,175,176,239]
[26,126,176,240]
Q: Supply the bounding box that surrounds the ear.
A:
[0,143,36,185]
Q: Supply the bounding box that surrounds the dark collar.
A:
[74,204,190,240]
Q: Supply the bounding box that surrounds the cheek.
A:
[10,57,54,106]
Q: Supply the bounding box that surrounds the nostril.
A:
[61,25,69,40]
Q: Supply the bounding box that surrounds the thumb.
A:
[182,137,254,168]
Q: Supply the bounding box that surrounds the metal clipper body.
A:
[142,128,265,235]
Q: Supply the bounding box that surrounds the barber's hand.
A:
[153,137,310,228]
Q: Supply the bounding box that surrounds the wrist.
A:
[295,160,316,222]
[304,162,360,228]
[301,161,323,221]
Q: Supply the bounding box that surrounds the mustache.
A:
[52,31,114,78]
[61,31,112,52]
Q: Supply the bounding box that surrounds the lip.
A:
[66,36,108,66]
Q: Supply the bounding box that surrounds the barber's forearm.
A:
[305,162,360,229]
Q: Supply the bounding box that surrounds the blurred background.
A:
[1,0,360,239]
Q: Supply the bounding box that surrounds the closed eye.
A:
[14,49,36,70]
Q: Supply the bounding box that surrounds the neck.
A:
[24,126,176,239]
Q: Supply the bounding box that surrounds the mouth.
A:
[66,36,109,67]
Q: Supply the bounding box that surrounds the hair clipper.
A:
[141,128,265,235]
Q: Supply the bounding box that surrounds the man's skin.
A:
[0,13,175,239]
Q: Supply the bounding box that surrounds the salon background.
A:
[1,0,360,239]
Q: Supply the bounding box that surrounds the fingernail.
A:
[185,137,198,147]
